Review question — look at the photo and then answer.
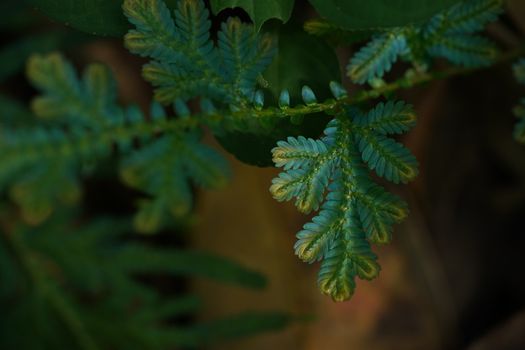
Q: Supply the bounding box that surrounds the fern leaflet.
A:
[271,102,418,301]
[123,0,275,105]
[347,0,503,84]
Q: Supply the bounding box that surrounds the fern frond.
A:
[352,101,416,135]
[425,0,503,36]
[354,130,419,184]
[0,52,231,229]
[28,54,121,128]
[121,131,230,233]
[271,102,417,301]
[427,35,498,67]
[218,18,276,98]
[347,30,408,84]
[348,0,503,84]
[123,0,275,105]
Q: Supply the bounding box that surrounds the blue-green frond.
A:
[270,162,332,214]
[272,136,329,170]
[123,0,180,59]
[354,184,408,244]
[174,0,212,53]
[425,0,503,36]
[27,53,122,128]
[347,30,408,85]
[427,34,498,67]
[349,0,502,84]
[354,131,419,184]
[120,131,230,233]
[218,18,276,100]
[8,159,81,224]
[270,102,417,300]
[317,211,380,302]
[352,100,416,135]
[124,0,276,106]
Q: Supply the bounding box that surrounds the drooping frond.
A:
[424,0,503,36]
[123,0,276,105]
[352,101,416,135]
[271,102,417,301]
[347,30,408,84]
[347,0,503,84]
[513,59,525,143]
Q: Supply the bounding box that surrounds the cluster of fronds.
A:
[0,0,282,233]
[0,213,290,349]
[347,0,503,84]
[0,52,229,233]
[123,0,275,107]
[514,59,525,143]
[270,101,418,301]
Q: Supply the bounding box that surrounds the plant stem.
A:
[232,46,525,120]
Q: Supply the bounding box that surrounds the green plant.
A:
[0,212,290,349]
[1,0,525,347]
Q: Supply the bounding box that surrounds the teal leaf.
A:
[271,102,417,301]
[347,30,408,84]
[210,0,295,31]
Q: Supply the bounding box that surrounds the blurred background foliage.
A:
[0,0,525,349]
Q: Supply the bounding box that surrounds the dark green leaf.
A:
[307,0,461,30]
[28,0,179,36]
[210,0,295,30]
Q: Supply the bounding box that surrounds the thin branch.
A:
[226,46,525,121]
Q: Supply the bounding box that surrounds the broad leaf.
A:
[307,0,461,30]
[28,0,179,36]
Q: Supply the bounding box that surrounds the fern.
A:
[347,0,503,84]
[347,29,409,85]
[121,130,230,233]
[0,213,290,349]
[270,101,418,301]
[123,0,275,105]
[0,52,229,232]
[513,59,525,143]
